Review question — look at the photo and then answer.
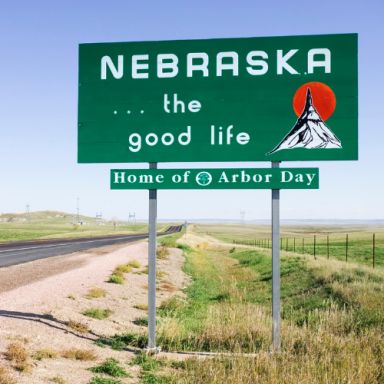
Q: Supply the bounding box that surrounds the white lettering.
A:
[265,174,272,182]
[306,173,316,185]
[187,53,209,77]
[129,134,141,152]
[172,174,182,183]
[253,174,262,182]
[227,125,233,144]
[139,175,154,183]
[232,174,239,182]
[308,49,331,74]
[157,54,179,78]
[127,175,137,183]
[218,172,229,183]
[173,94,185,113]
[236,132,250,145]
[156,175,164,183]
[282,171,293,182]
[295,174,304,183]
[161,133,174,145]
[178,126,191,145]
[277,50,299,74]
[101,56,124,79]
[211,125,215,145]
[114,172,125,183]
[246,51,268,75]
[217,52,238,76]
[145,133,158,146]
[183,171,191,183]
[241,171,250,183]
[132,55,149,79]
[164,94,170,113]
[188,100,201,112]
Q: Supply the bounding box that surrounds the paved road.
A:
[0,226,182,268]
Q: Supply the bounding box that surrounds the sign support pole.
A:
[147,162,158,352]
[271,161,281,351]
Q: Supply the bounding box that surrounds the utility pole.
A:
[240,210,245,226]
[77,198,80,224]
[25,204,30,224]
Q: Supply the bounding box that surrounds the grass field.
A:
[0,211,176,242]
[195,223,384,269]
[98,225,384,383]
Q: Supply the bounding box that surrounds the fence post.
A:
[280,238,282,250]
[327,236,329,259]
[302,237,304,254]
[346,234,348,262]
[314,235,316,258]
[294,237,295,253]
[373,233,375,269]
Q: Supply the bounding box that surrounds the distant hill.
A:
[0,210,95,222]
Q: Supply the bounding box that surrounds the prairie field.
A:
[105,225,384,383]
[0,211,173,242]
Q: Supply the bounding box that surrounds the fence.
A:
[233,233,382,269]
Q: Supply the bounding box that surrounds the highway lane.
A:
[0,226,182,268]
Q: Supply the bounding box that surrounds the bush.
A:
[83,308,113,320]
[62,348,97,361]
[86,287,107,299]
[108,275,125,285]
[88,358,131,378]
[128,260,141,268]
[134,303,148,311]
[133,316,148,326]
[115,264,132,274]
[156,246,170,260]
[32,349,58,361]
[66,320,89,334]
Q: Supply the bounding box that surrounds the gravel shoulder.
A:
[0,241,189,383]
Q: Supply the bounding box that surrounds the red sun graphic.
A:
[293,82,336,121]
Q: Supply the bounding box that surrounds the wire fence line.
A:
[233,233,381,269]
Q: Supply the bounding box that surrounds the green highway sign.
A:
[110,168,319,190]
[78,33,358,164]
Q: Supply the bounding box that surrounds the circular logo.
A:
[196,172,212,186]
[293,82,336,121]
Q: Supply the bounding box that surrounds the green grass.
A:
[89,377,122,384]
[83,308,113,320]
[108,275,125,285]
[0,212,178,242]
[196,223,384,269]
[88,358,131,378]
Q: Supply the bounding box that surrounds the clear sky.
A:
[0,0,383,221]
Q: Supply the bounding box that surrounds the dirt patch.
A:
[0,242,140,294]
[0,242,190,383]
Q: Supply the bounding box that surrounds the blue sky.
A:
[0,0,383,221]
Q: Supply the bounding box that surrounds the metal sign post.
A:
[147,162,159,352]
[184,221,188,238]
[271,161,281,351]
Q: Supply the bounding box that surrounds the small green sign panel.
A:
[110,168,319,189]
[79,34,358,163]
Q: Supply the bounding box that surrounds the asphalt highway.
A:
[0,225,182,268]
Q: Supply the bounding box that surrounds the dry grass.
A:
[156,246,170,260]
[66,319,89,334]
[0,365,16,384]
[115,264,133,274]
[86,286,107,299]
[128,260,141,268]
[141,284,148,290]
[49,377,65,384]
[61,348,97,361]
[108,274,125,285]
[134,303,148,311]
[32,348,58,361]
[5,342,32,373]
[160,282,176,292]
